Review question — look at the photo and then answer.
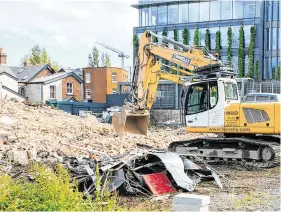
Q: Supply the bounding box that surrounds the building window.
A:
[67,83,73,94]
[266,1,272,21]
[149,7,157,25]
[210,0,221,21]
[272,57,277,79]
[199,28,207,46]
[221,1,232,20]
[220,27,228,48]
[179,3,188,23]
[244,1,256,18]
[272,28,277,50]
[244,25,251,48]
[86,89,91,99]
[200,1,210,22]
[245,55,249,75]
[279,28,281,49]
[189,2,199,22]
[266,28,270,50]
[210,27,219,50]
[142,7,149,26]
[19,86,26,97]
[50,85,56,99]
[189,29,195,45]
[168,4,178,24]
[272,1,278,21]
[232,26,240,48]
[112,72,117,83]
[112,89,117,94]
[85,72,91,83]
[233,0,243,19]
[158,5,167,25]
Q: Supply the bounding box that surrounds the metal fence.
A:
[243,80,280,95]
[46,100,106,115]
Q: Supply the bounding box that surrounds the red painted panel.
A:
[143,172,177,195]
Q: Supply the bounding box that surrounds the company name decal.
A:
[172,54,191,65]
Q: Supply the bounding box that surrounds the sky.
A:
[0,0,138,69]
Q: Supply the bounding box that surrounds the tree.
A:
[238,24,245,77]
[88,46,99,68]
[22,45,59,70]
[227,26,233,66]
[277,64,280,81]
[215,31,221,57]
[133,35,139,65]
[247,26,256,78]
[205,29,211,51]
[254,60,259,81]
[105,53,111,67]
[182,29,190,45]
[173,29,178,49]
[194,28,200,46]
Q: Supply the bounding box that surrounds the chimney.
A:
[24,61,28,67]
[0,48,7,65]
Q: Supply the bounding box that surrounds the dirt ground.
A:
[120,165,280,211]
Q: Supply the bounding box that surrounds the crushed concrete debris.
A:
[0,99,215,164]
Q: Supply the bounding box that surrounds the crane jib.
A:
[172,54,191,66]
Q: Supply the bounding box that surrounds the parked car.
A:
[242,93,281,103]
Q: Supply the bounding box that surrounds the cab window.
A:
[224,83,238,100]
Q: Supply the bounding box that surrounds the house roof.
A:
[0,64,17,79]
[10,64,55,82]
[59,68,83,81]
[62,96,78,102]
[28,71,83,84]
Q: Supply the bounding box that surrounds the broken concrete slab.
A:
[8,150,29,165]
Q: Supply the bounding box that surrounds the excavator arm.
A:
[113,30,226,136]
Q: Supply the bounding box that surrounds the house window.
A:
[67,83,73,94]
[112,89,117,94]
[85,73,91,83]
[86,89,91,99]
[112,72,117,83]
[19,86,26,97]
[50,85,56,99]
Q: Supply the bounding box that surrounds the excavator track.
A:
[168,136,280,168]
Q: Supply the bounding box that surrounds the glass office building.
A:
[132,0,281,80]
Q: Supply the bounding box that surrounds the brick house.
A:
[82,67,129,103]
[26,72,83,104]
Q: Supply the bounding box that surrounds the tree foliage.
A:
[133,35,139,65]
[247,26,256,78]
[238,25,245,77]
[254,60,259,81]
[104,53,111,67]
[227,27,233,66]
[89,46,100,68]
[277,63,280,81]
[182,29,190,45]
[194,28,200,46]
[272,67,276,80]
[205,29,211,50]
[173,29,178,50]
[215,31,221,57]
[22,45,59,71]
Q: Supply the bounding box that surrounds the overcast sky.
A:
[0,0,138,69]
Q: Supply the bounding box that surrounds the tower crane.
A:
[95,42,129,68]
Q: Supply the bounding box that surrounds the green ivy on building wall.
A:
[272,67,276,80]
[133,35,139,65]
[182,29,190,45]
[174,29,178,50]
[238,25,245,77]
[227,26,233,66]
[215,31,221,57]
[247,26,256,78]
[194,28,200,46]
[205,29,211,51]
[277,64,281,81]
[254,60,259,81]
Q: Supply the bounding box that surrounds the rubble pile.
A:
[0,99,213,165]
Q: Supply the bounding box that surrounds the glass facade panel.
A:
[233,0,243,19]
[221,55,227,64]
[244,1,256,18]
[279,28,281,49]
[245,55,249,75]
[168,4,179,24]
[256,0,261,18]
[158,5,167,25]
[233,56,238,73]
[244,25,251,48]
[266,1,272,21]
[279,2,281,20]
[150,7,157,26]
[210,27,219,50]
[189,2,199,22]
[200,2,210,22]
[210,0,221,21]
[142,7,149,26]
[232,26,240,48]
[220,27,228,48]
[221,1,232,20]
[272,1,278,21]
[266,28,270,50]
[265,58,270,79]
[189,29,195,45]
[179,3,188,23]
[272,28,277,50]
[200,28,207,46]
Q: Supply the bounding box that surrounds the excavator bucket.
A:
[112,111,150,136]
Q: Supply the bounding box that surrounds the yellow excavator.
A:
[113,31,280,167]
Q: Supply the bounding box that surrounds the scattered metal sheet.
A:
[151,152,196,191]
[143,172,177,195]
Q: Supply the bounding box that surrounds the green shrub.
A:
[0,164,120,211]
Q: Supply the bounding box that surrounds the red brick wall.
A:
[35,69,53,79]
[62,76,82,101]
